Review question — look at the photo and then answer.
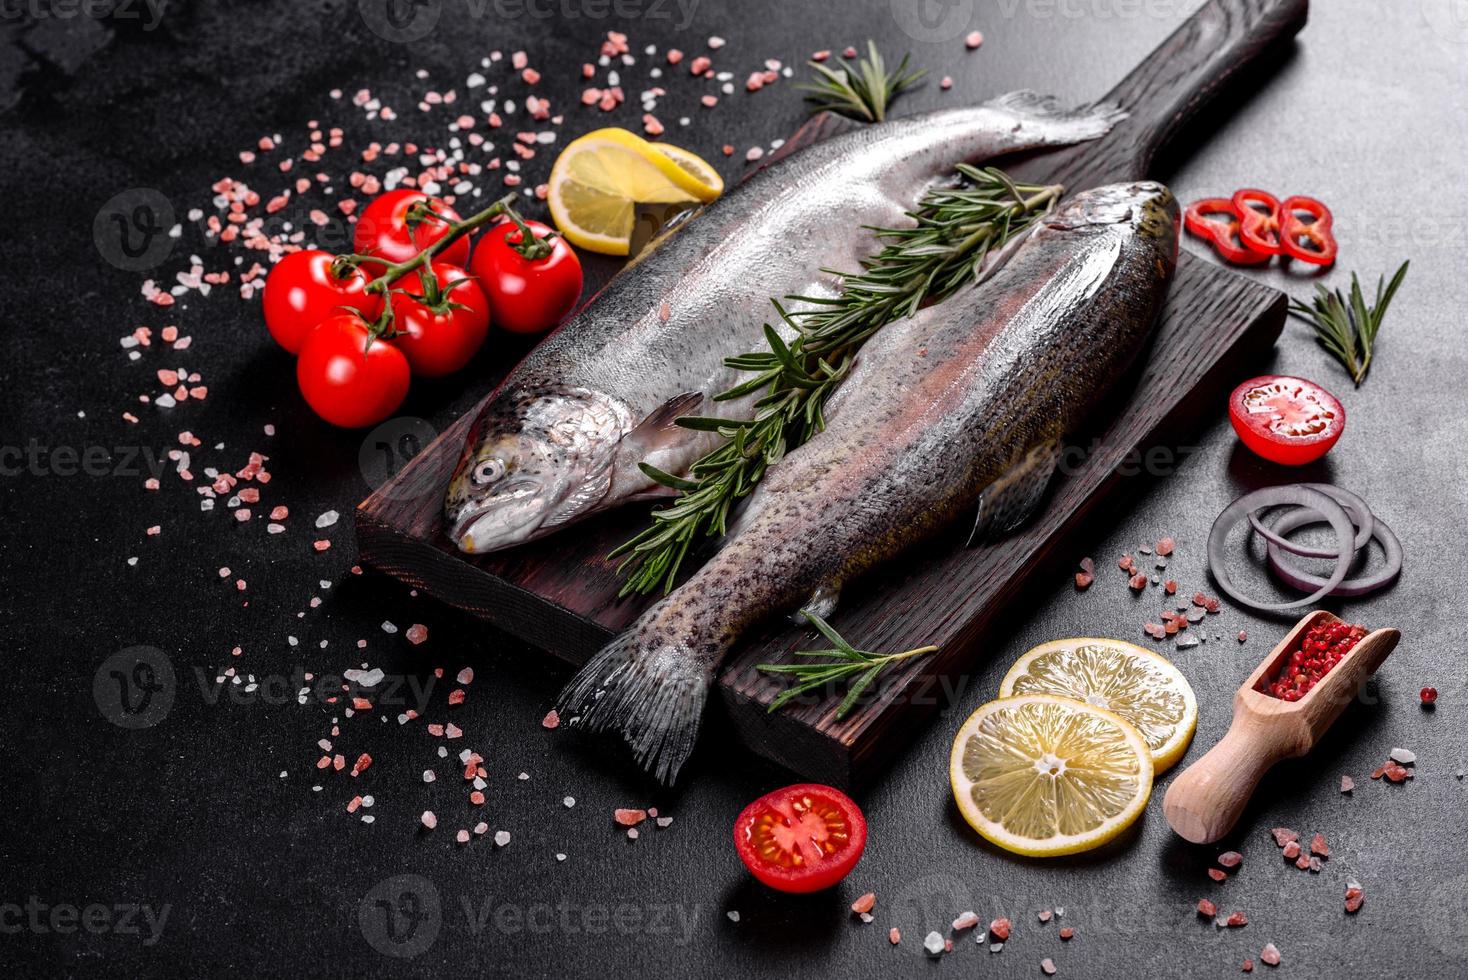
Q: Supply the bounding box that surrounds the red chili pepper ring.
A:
[1279,195,1338,266]
[1183,198,1272,266]
[1232,188,1282,256]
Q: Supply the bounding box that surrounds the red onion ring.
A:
[1264,509,1403,597]
[1207,486,1356,613]
[1248,483,1374,558]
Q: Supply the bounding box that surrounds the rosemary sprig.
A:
[798,40,926,122]
[610,166,1063,596]
[1288,261,1409,387]
[756,612,938,720]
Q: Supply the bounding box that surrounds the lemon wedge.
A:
[546,128,722,255]
[950,694,1153,857]
[998,638,1197,773]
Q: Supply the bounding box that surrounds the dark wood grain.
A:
[356,0,1305,787]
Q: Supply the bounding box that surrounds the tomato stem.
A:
[364,191,521,297]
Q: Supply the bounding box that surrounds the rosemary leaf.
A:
[798,40,926,123]
[1289,261,1408,386]
[612,165,1062,596]
[755,613,938,721]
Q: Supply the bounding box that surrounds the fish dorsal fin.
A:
[966,440,1060,547]
[792,581,842,624]
[626,391,704,454]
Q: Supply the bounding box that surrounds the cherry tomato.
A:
[353,189,469,276]
[388,263,492,377]
[296,313,411,428]
[469,219,583,334]
[261,250,382,354]
[733,783,867,893]
[1228,375,1345,466]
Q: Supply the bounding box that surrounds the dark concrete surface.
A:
[2,1,1465,976]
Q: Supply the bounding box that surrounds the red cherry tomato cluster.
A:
[261,190,584,428]
[1185,191,1337,267]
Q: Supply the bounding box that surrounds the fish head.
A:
[445,385,634,553]
[1048,181,1179,242]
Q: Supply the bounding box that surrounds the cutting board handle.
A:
[1039,0,1309,187]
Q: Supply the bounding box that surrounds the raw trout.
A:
[556,181,1179,783]
[444,92,1127,553]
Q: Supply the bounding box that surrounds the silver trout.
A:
[444,92,1127,553]
[556,181,1179,783]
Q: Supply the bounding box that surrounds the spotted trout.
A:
[444,93,1127,553]
[556,182,1180,783]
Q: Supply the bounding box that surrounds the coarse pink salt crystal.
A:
[643,114,664,136]
[842,46,857,58]
[541,709,560,729]
[966,31,984,49]
[421,810,438,829]
[1041,959,1057,976]
[457,667,474,685]
[614,808,648,826]
[313,540,331,551]
[270,505,288,520]
[701,94,718,108]
[940,76,953,90]
[851,893,876,915]
[746,146,764,162]
[445,723,463,739]
[666,48,683,64]
[889,927,901,945]
[1270,827,1298,847]
[145,478,160,491]
[406,623,429,645]
[1341,775,1354,793]
[690,56,711,75]
[456,829,470,844]
[1310,833,1329,857]
[448,689,465,706]
[1218,851,1243,868]
[427,724,444,736]
[522,68,541,85]
[347,796,363,813]
[1260,943,1280,966]
[811,49,830,61]
[146,525,162,536]
[952,911,980,931]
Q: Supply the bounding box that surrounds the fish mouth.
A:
[449,480,550,553]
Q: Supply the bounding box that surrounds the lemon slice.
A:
[547,128,721,255]
[656,143,725,199]
[949,694,1153,857]
[998,638,1197,773]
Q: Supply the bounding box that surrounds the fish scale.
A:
[445,92,1127,554]
[557,182,1180,783]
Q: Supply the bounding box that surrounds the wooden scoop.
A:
[1163,610,1399,844]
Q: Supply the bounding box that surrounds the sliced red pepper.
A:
[1232,188,1282,256]
[1279,195,1337,266]
[1184,198,1272,265]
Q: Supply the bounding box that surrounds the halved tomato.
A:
[1228,375,1345,466]
[733,783,867,893]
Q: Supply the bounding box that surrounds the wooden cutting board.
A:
[356,0,1309,788]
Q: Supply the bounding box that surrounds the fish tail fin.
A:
[555,622,719,784]
[987,90,1128,145]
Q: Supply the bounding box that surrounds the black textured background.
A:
[3,1,1466,977]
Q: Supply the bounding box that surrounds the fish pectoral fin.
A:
[966,440,1061,547]
[792,582,842,625]
[626,390,705,455]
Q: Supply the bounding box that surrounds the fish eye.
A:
[472,457,507,485]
